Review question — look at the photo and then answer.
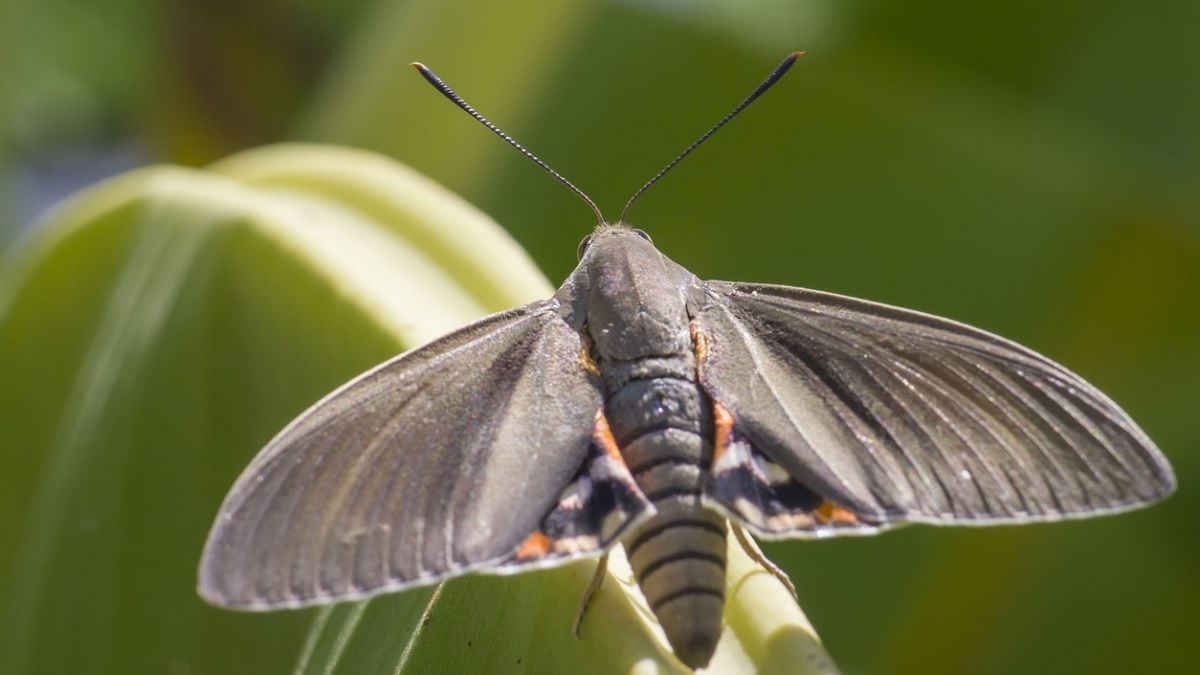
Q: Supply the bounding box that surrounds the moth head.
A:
[577,226,652,260]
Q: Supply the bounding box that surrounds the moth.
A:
[199,53,1176,670]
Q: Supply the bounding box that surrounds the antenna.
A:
[411,62,606,227]
[619,51,804,225]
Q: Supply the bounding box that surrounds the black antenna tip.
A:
[411,59,607,227]
[411,62,439,86]
[617,51,805,225]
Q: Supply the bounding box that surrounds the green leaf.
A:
[0,144,834,674]
[294,536,836,675]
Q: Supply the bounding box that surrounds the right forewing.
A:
[695,282,1175,530]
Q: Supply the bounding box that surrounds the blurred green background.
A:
[2,1,1197,674]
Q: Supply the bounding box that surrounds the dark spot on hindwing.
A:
[708,417,877,535]
[507,412,650,564]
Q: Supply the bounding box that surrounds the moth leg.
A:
[731,522,797,601]
[573,552,609,638]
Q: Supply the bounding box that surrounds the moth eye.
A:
[576,234,594,260]
[633,228,653,244]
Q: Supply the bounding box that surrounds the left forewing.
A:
[200,301,612,609]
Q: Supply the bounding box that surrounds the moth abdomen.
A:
[604,377,706,442]
[596,352,728,668]
[601,366,713,505]
[625,507,728,669]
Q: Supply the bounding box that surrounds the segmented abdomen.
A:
[604,368,726,669]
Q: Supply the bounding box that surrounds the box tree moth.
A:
[199,53,1176,670]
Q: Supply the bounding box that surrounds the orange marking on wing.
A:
[580,345,600,379]
[712,402,734,466]
[690,321,709,364]
[816,500,860,525]
[592,410,624,464]
[514,531,551,560]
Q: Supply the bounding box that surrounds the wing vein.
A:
[784,315,964,513]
